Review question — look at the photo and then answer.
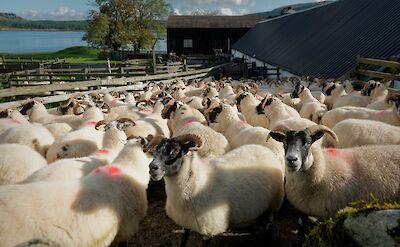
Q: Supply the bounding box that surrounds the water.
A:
[0,31,87,53]
[0,31,167,53]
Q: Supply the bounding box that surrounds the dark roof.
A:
[248,1,332,18]
[233,0,400,79]
[167,15,266,29]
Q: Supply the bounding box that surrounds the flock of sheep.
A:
[0,76,399,247]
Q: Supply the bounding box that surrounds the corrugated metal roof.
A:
[232,0,400,79]
[167,16,266,29]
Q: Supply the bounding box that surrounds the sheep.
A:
[268,125,400,220]
[44,123,73,140]
[24,119,130,183]
[124,101,170,138]
[148,134,284,246]
[205,103,284,166]
[0,109,29,134]
[323,119,400,148]
[235,92,268,128]
[321,94,400,129]
[258,96,315,130]
[161,100,207,135]
[0,123,55,157]
[0,151,149,246]
[0,144,47,185]
[45,105,107,162]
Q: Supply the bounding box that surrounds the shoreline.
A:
[0,28,85,32]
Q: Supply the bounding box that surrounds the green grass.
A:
[0,46,120,64]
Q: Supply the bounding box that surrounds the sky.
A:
[0,0,322,20]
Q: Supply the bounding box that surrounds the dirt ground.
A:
[124,181,300,247]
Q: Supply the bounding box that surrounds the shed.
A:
[167,15,266,55]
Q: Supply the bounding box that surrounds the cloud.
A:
[19,6,86,21]
[219,7,249,15]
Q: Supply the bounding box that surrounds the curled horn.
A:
[305,125,339,142]
[117,118,136,126]
[143,134,165,153]
[60,97,74,108]
[73,103,85,115]
[174,134,203,151]
[102,103,111,114]
[95,120,107,130]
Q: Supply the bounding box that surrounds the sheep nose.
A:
[149,162,159,171]
[286,155,298,163]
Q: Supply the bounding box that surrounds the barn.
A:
[167,15,266,56]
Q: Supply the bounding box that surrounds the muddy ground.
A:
[123,181,300,247]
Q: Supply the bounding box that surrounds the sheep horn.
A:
[73,103,85,115]
[305,125,339,142]
[174,134,203,151]
[95,120,107,130]
[266,125,292,142]
[117,118,136,126]
[102,103,111,114]
[143,134,165,153]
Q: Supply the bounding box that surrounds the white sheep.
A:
[45,106,106,162]
[321,102,400,129]
[0,123,55,157]
[0,144,47,185]
[268,125,400,220]
[206,103,284,167]
[323,119,400,148]
[0,109,29,134]
[0,158,149,246]
[24,120,129,183]
[236,92,268,128]
[44,122,73,140]
[148,134,284,245]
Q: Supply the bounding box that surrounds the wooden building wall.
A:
[167,28,251,55]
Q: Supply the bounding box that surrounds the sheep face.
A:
[149,138,184,181]
[291,84,305,98]
[269,126,336,173]
[149,135,201,181]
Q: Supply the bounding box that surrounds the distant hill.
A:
[0,12,87,31]
[248,1,333,18]
[0,12,24,21]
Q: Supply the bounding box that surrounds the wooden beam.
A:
[0,65,223,109]
[355,69,399,80]
[0,65,224,98]
[358,57,400,69]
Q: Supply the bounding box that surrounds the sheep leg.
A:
[202,236,211,247]
[180,228,190,247]
[266,212,274,232]
[294,213,309,247]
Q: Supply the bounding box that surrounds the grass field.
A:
[0,46,119,64]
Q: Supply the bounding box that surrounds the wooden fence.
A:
[354,56,400,82]
[0,64,225,108]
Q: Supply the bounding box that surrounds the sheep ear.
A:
[267,131,286,143]
[175,134,202,154]
[143,135,165,153]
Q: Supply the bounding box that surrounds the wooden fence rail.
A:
[355,56,400,81]
[0,65,221,109]
[0,64,225,98]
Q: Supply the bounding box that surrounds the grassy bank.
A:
[0,46,119,64]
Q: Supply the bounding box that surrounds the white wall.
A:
[232,49,294,78]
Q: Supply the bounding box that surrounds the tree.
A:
[84,0,170,51]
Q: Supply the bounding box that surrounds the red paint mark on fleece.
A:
[95,166,121,175]
[83,121,98,126]
[182,119,197,128]
[325,148,352,162]
[140,109,153,114]
[9,119,21,124]
[378,108,392,115]
[326,147,339,157]
[97,149,110,155]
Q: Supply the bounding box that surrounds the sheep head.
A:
[149,134,203,181]
[268,125,338,173]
